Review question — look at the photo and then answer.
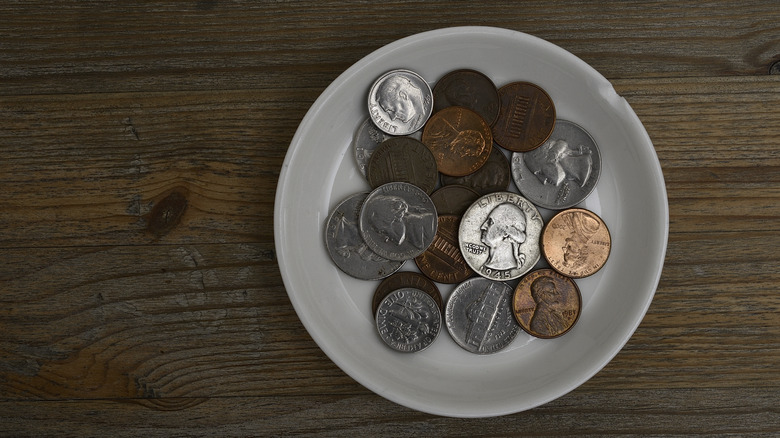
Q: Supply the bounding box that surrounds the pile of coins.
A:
[325,67,611,354]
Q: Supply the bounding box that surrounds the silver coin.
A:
[368,69,433,136]
[458,191,543,280]
[324,192,405,280]
[359,182,438,261]
[445,277,519,354]
[511,119,601,210]
[353,117,391,177]
[376,287,441,353]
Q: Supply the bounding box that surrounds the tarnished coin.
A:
[430,185,480,216]
[492,82,556,152]
[440,146,511,195]
[542,208,611,278]
[353,117,391,177]
[376,287,441,353]
[415,215,474,284]
[366,136,438,195]
[368,69,433,136]
[324,192,405,280]
[445,277,519,354]
[513,269,581,338]
[511,120,601,209]
[459,191,543,281]
[433,69,500,126]
[359,182,438,261]
[372,271,443,317]
[422,106,493,177]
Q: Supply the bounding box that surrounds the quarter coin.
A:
[376,287,441,353]
[512,269,581,338]
[492,81,556,152]
[541,208,611,278]
[366,136,438,195]
[422,106,493,177]
[414,215,475,284]
[368,69,433,136]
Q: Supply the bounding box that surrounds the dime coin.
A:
[541,208,611,278]
[432,69,500,126]
[511,119,601,209]
[366,136,438,195]
[422,106,493,177]
[376,287,441,353]
[324,192,405,280]
[415,215,474,284]
[459,191,543,281]
[512,268,581,338]
[430,185,480,216]
[440,146,511,195]
[359,182,438,261]
[353,117,391,177]
[445,277,519,354]
[372,271,443,317]
[492,82,556,152]
[368,69,433,136]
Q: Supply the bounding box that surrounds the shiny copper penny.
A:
[432,69,500,126]
[414,215,475,284]
[541,208,611,278]
[430,185,480,216]
[440,145,511,195]
[512,268,581,338]
[372,271,443,317]
[366,136,438,194]
[422,106,493,177]
[492,82,556,152]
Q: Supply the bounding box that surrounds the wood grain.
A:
[1,0,779,435]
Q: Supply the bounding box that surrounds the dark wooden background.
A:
[2,1,778,436]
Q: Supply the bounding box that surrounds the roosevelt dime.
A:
[376,287,441,353]
[372,271,443,317]
[445,277,519,354]
[368,69,433,136]
[511,120,601,210]
[458,191,543,281]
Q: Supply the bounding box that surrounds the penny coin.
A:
[492,82,556,152]
[366,136,438,195]
[359,182,438,261]
[376,287,441,353]
[422,106,493,177]
[541,208,611,278]
[430,185,480,216]
[440,146,511,195]
[511,119,601,210]
[445,277,519,354]
[459,191,543,281]
[368,69,433,136]
[353,117,391,177]
[372,271,443,317]
[513,269,581,338]
[432,69,500,126]
[415,215,475,284]
[324,192,405,280]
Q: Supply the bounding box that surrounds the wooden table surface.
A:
[2,2,779,436]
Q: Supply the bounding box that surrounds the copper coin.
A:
[366,136,438,194]
[541,208,611,278]
[492,82,556,152]
[430,185,480,216]
[440,145,511,195]
[512,268,581,338]
[372,271,443,317]
[432,69,500,126]
[422,106,493,177]
[414,215,475,284]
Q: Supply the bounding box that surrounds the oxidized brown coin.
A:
[366,136,438,194]
[492,82,556,152]
[372,271,443,317]
[430,185,480,216]
[414,215,475,284]
[513,268,581,338]
[542,208,611,278]
[422,106,493,177]
[433,69,500,126]
[440,145,511,195]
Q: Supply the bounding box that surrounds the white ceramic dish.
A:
[274,26,668,417]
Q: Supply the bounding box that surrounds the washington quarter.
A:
[368,69,433,136]
[376,287,441,353]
